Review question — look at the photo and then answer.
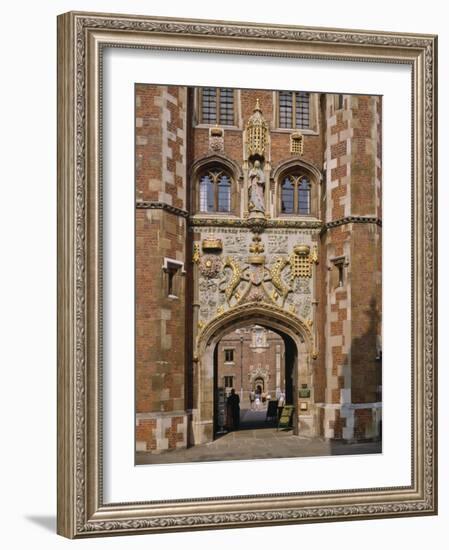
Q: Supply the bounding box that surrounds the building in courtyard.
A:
[217,326,285,403]
[135,85,382,455]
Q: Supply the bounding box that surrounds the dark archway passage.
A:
[212,323,298,438]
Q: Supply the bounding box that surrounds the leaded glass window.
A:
[278,91,310,129]
[298,177,311,214]
[199,174,215,212]
[217,174,231,212]
[281,175,311,215]
[201,88,217,124]
[200,88,235,125]
[219,88,234,125]
[281,177,294,214]
[199,168,232,213]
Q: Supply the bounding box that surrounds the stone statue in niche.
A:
[248,160,265,213]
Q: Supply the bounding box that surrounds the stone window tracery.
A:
[281,175,311,215]
[199,168,232,213]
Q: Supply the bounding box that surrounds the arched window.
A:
[199,168,232,213]
[281,175,311,215]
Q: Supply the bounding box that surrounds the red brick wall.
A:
[136,84,187,209]
[166,416,185,449]
[320,94,381,439]
[135,84,188,417]
[135,209,187,414]
[348,96,381,404]
[136,419,157,451]
[351,96,376,216]
[350,223,382,403]
[136,84,163,203]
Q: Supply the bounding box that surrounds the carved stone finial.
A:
[192,243,201,264]
[248,234,266,265]
[246,100,269,158]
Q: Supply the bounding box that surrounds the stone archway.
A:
[192,303,313,445]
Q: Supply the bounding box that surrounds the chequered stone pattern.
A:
[320,95,382,440]
[136,84,187,206]
[135,85,188,453]
[136,414,188,452]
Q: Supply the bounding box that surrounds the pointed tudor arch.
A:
[196,302,313,358]
[191,154,243,181]
[273,158,322,218]
[191,154,242,215]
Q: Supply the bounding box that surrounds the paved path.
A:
[136,409,381,465]
[239,408,276,429]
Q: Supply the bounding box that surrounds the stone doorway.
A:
[212,323,299,437]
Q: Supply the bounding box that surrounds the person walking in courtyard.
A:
[278,391,285,408]
[227,388,240,431]
[249,390,255,410]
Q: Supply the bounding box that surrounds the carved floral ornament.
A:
[209,126,224,153]
[199,255,222,278]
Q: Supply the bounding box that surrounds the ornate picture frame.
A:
[57,11,437,538]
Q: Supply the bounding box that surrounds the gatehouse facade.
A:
[135,85,382,454]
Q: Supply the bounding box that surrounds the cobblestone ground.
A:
[136,409,382,465]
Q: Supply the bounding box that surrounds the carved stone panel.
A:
[194,226,317,327]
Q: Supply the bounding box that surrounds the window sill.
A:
[192,213,239,218]
[271,128,319,136]
[277,214,322,222]
[193,123,241,131]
